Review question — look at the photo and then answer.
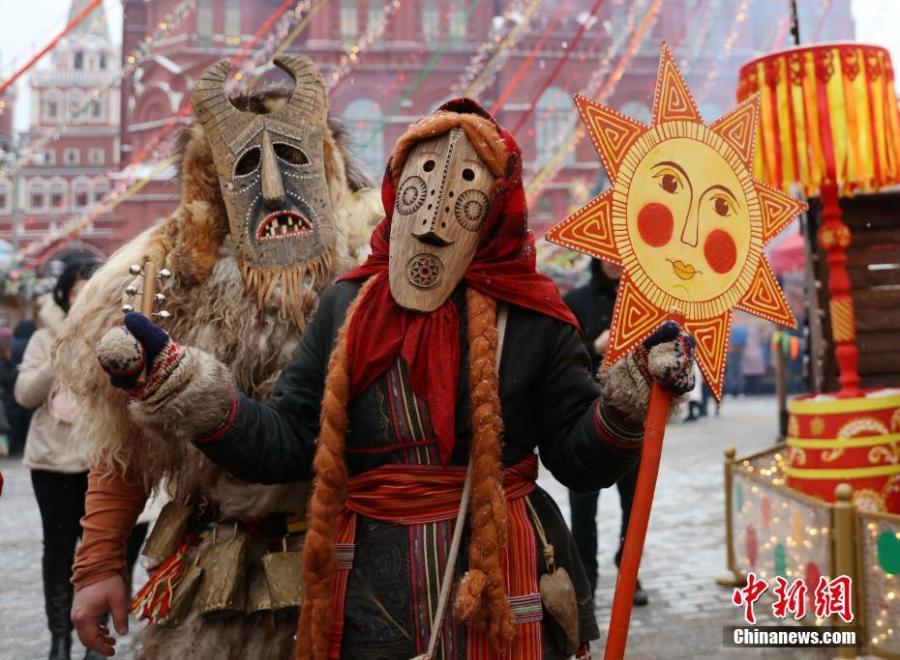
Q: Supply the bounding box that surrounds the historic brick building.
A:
[0,0,120,258]
[5,0,857,258]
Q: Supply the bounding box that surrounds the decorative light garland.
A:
[510,0,607,135]
[693,1,750,101]
[360,0,483,149]
[228,0,318,91]
[329,0,405,91]
[490,0,573,114]
[19,156,176,261]
[0,0,198,182]
[454,0,544,98]
[525,0,663,200]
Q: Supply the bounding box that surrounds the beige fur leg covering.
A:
[129,347,237,440]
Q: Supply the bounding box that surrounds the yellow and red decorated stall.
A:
[737,43,900,514]
[784,393,900,513]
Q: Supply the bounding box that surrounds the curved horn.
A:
[273,54,328,124]
[191,59,242,128]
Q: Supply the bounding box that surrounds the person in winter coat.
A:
[563,258,649,607]
[7,319,36,456]
[16,261,146,660]
[93,100,696,658]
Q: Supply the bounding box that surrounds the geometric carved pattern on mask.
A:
[389,128,496,312]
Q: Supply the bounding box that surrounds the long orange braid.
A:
[296,285,515,657]
[453,287,515,649]
[295,278,376,660]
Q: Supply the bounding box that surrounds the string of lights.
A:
[453,0,544,98]
[525,0,663,200]
[329,0,406,91]
[510,0,607,135]
[489,0,573,114]
[19,0,320,261]
[19,156,176,261]
[360,0,484,149]
[229,0,320,90]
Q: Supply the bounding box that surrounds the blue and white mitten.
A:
[97,312,235,438]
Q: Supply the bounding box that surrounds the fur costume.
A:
[57,63,383,658]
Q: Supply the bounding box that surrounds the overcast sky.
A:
[1,0,898,131]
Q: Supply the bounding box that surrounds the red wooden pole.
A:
[818,182,862,398]
[603,379,670,659]
[604,312,682,660]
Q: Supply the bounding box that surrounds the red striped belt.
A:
[345,454,538,524]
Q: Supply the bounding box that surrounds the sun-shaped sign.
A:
[546,43,806,399]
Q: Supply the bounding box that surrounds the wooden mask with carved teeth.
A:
[191,55,335,268]
[389,128,496,312]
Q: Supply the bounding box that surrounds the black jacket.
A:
[195,281,639,494]
[562,260,619,373]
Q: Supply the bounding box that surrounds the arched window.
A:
[49,178,68,210]
[43,89,63,122]
[618,101,651,124]
[66,89,85,122]
[72,177,91,208]
[27,179,48,212]
[535,86,575,165]
[343,98,384,178]
[0,181,11,212]
[92,180,110,205]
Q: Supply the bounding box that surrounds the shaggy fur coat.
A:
[55,118,383,660]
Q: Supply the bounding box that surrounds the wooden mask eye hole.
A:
[273,143,309,165]
[423,160,435,173]
[235,148,261,176]
[462,168,475,182]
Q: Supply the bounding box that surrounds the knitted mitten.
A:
[599,322,696,424]
[97,312,236,438]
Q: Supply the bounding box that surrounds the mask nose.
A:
[411,186,455,245]
[261,131,286,210]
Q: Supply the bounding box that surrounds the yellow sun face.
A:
[616,125,762,316]
[545,43,805,399]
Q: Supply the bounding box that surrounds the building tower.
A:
[0,0,120,257]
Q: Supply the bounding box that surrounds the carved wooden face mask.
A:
[389,128,496,312]
[191,55,335,270]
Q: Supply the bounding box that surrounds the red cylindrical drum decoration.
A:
[784,391,900,513]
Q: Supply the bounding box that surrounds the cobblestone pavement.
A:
[1,396,838,659]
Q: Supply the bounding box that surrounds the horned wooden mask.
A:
[191,55,335,269]
[389,128,496,312]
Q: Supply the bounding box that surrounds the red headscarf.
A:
[340,99,578,464]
